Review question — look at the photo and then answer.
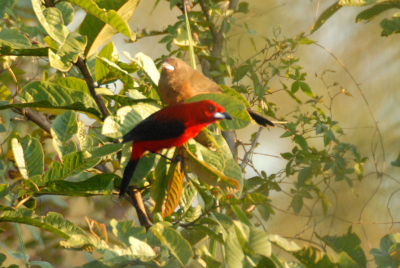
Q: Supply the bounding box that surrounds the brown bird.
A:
[158,57,275,127]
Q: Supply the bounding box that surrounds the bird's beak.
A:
[162,62,175,71]
[214,112,233,120]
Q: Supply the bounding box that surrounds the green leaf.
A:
[55,77,90,95]
[299,82,314,98]
[102,236,156,264]
[124,52,160,87]
[0,209,85,239]
[293,246,336,268]
[102,103,159,138]
[294,135,308,151]
[291,194,303,215]
[96,57,134,88]
[4,81,101,118]
[225,226,245,268]
[321,226,366,267]
[46,173,119,195]
[29,261,54,268]
[77,121,94,151]
[51,111,78,160]
[356,2,400,22]
[49,32,87,72]
[152,157,171,214]
[78,0,139,56]
[95,41,119,83]
[181,205,202,223]
[219,85,251,108]
[110,219,147,247]
[268,234,301,251]
[298,167,313,187]
[31,0,68,44]
[185,144,241,194]
[55,1,74,26]
[247,226,271,257]
[186,93,252,130]
[67,0,132,39]
[380,17,400,36]
[83,143,124,160]
[311,2,342,34]
[179,179,198,213]
[391,153,400,167]
[12,135,44,179]
[298,37,315,45]
[339,0,386,7]
[0,29,31,49]
[0,0,14,20]
[371,233,400,267]
[192,225,224,244]
[44,151,101,182]
[150,223,193,266]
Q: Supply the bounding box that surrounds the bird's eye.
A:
[208,105,215,112]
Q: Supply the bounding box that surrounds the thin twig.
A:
[240,126,263,169]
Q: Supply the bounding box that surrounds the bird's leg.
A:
[154,152,187,163]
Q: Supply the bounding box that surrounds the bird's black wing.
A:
[122,114,186,143]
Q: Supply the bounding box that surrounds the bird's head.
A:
[189,100,233,124]
[160,57,192,82]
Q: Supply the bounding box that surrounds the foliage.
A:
[0,0,397,267]
[312,0,400,36]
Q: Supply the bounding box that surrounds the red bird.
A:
[158,57,275,127]
[120,100,232,198]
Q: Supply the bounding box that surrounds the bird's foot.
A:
[155,153,186,163]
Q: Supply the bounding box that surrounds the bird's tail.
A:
[119,158,140,199]
[247,109,275,127]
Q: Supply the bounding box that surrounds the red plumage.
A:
[119,100,232,198]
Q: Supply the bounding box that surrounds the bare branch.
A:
[75,57,110,120]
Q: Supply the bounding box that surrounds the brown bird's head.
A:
[158,57,222,106]
[160,58,193,87]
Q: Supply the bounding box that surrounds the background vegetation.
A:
[0,0,399,267]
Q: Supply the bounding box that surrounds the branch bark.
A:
[127,187,152,229]
[75,57,110,120]
[12,100,52,135]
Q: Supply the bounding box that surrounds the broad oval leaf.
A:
[55,77,90,95]
[46,174,120,196]
[150,222,193,266]
[16,80,101,118]
[268,234,301,251]
[185,147,241,194]
[12,135,44,179]
[48,32,87,72]
[186,93,251,130]
[43,151,101,182]
[56,1,74,26]
[77,0,139,56]
[225,226,245,268]
[31,0,68,44]
[102,103,160,138]
[125,52,160,87]
[95,41,119,83]
[0,209,85,239]
[96,57,134,88]
[102,236,156,264]
[51,111,78,160]
[0,28,31,49]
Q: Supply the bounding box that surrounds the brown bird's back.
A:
[158,57,275,127]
